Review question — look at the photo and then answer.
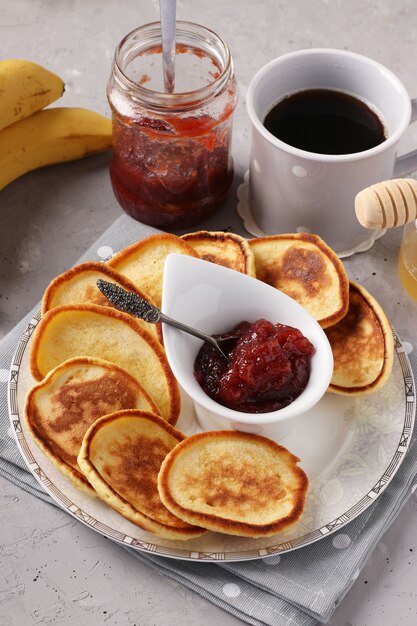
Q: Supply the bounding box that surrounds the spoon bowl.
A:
[162,254,334,438]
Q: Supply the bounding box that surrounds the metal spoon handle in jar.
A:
[159,0,176,93]
[96,279,229,358]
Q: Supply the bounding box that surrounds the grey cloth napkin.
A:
[1,214,416,626]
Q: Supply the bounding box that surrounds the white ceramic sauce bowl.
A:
[162,254,333,438]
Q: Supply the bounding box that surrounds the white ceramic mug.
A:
[246,49,417,254]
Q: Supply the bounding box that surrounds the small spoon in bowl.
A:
[96,279,237,360]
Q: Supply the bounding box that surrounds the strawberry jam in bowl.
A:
[194,319,315,413]
[162,255,334,439]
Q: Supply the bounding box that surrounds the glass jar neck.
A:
[112,21,234,112]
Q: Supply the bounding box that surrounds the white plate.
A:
[8,312,415,562]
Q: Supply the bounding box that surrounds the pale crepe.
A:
[108,233,199,307]
[42,261,161,343]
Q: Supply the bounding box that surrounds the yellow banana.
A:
[0,107,112,190]
[0,59,65,131]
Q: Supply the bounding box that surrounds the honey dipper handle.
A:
[355,178,417,229]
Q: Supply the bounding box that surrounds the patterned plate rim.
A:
[7,311,416,562]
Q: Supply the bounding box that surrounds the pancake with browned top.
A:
[30,304,180,424]
[24,357,159,494]
[41,261,162,343]
[77,410,205,540]
[325,281,394,395]
[158,430,308,537]
[181,231,256,276]
[249,233,349,328]
[107,233,199,307]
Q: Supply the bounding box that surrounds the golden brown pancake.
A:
[181,231,256,276]
[107,233,199,307]
[41,262,162,343]
[158,430,308,537]
[30,304,180,424]
[78,410,205,540]
[325,281,394,395]
[24,357,159,494]
[249,233,349,328]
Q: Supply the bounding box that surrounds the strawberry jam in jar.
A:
[107,22,238,228]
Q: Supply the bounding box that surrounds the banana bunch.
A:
[0,59,112,190]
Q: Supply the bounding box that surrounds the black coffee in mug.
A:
[263,89,386,155]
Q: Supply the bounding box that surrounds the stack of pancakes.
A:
[24,229,394,540]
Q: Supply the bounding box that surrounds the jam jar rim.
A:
[111,20,235,113]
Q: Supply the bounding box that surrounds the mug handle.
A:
[394,98,417,177]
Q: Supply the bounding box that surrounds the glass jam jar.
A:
[398,219,417,301]
[107,21,238,229]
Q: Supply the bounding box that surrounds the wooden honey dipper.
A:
[355,178,417,229]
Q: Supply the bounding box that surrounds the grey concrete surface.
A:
[1,1,417,624]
